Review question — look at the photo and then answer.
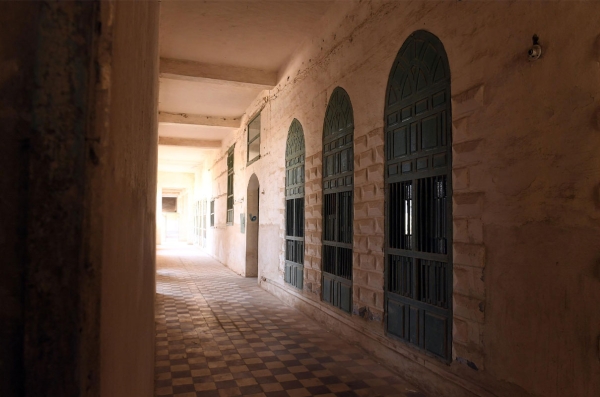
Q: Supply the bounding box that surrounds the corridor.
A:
[154,246,426,397]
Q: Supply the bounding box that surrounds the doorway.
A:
[246,174,260,277]
[165,215,179,241]
[193,200,208,248]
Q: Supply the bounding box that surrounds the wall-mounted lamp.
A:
[528,34,542,61]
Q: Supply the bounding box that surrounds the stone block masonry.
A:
[197,2,600,396]
[352,128,386,322]
[303,152,324,298]
[450,84,487,371]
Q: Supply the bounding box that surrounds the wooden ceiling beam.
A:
[158,111,240,128]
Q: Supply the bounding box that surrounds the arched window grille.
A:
[285,119,305,289]
[384,30,453,360]
[226,145,234,225]
[322,87,354,313]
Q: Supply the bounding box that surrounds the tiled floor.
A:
[154,245,427,397]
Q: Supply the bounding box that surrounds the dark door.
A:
[322,87,354,314]
[384,30,453,360]
[246,174,260,277]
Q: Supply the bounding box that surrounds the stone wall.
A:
[200,1,600,396]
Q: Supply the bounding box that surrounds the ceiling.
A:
[158,78,261,117]
[159,0,336,70]
[157,0,337,174]
[158,145,212,173]
[159,123,232,141]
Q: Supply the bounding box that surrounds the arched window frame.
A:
[321,87,354,314]
[284,119,305,289]
[226,144,235,225]
[384,30,453,361]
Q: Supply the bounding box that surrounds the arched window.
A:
[322,87,354,313]
[285,119,305,289]
[384,30,453,360]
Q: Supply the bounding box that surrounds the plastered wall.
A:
[100,1,160,396]
[199,1,600,396]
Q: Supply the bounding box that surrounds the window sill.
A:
[246,155,261,167]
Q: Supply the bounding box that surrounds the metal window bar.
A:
[323,245,335,275]
[337,247,352,280]
[389,181,413,250]
[295,198,304,237]
[285,240,294,261]
[285,240,304,264]
[226,148,234,224]
[388,255,413,297]
[339,192,352,244]
[324,193,336,242]
[416,175,447,254]
[416,259,447,308]
[286,199,293,236]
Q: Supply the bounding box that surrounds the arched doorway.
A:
[246,174,260,277]
[384,30,453,360]
[322,87,354,313]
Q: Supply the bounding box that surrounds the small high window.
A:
[226,145,234,225]
[210,199,215,227]
[247,113,261,164]
[162,197,177,213]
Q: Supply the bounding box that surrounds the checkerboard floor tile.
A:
[155,246,428,397]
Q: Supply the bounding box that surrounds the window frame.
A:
[194,200,200,245]
[321,87,354,314]
[226,145,235,225]
[210,199,215,227]
[284,119,306,290]
[247,112,261,165]
[162,196,177,213]
[383,30,453,362]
